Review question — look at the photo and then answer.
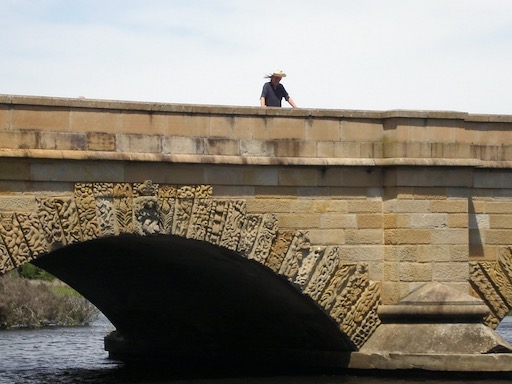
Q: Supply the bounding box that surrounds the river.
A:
[1,314,512,383]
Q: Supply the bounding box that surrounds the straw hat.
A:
[265,70,287,78]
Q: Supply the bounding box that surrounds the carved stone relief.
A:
[0,181,380,348]
[470,246,512,329]
[218,200,246,252]
[74,183,100,241]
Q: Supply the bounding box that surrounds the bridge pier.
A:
[350,282,512,371]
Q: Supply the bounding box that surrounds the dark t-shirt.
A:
[261,82,290,107]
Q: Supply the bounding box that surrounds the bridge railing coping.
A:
[2,94,512,122]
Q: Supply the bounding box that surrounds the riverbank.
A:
[0,271,99,329]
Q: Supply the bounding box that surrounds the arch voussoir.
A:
[0,180,381,348]
[470,246,512,329]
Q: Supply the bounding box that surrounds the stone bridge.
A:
[1,94,512,371]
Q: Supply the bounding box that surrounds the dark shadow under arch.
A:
[33,234,355,372]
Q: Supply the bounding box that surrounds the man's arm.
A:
[287,98,297,108]
[260,97,266,107]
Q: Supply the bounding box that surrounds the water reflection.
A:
[0,315,511,383]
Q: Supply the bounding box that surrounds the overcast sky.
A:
[2,0,512,114]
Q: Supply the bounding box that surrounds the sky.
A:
[2,0,512,115]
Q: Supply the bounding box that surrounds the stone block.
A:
[167,114,209,136]
[340,167,383,187]
[393,199,430,213]
[474,170,512,189]
[278,168,318,186]
[469,199,486,214]
[277,213,320,229]
[120,111,167,135]
[11,105,69,131]
[485,201,512,214]
[274,140,316,157]
[316,141,335,158]
[212,185,255,198]
[233,116,264,139]
[86,132,115,151]
[162,136,204,155]
[469,228,483,247]
[254,186,298,198]
[385,229,431,245]
[469,245,497,260]
[383,213,397,229]
[77,162,126,182]
[146,164,205,185]
[431,229,468,245]
[361,142,383,158]
[399,262,432,281]
[206,138,239,156]
[333,141,362,158]
[341,119,383,141]
[410,213,448,228]
[317,168,344,187]
[0,130,38,149]
[264,117,305,140]
[245,198,292,213]
[0,196,37,212]
[368,261,383,281]
[431,199,468,213]
[116,134,161,153]
[123,163,174,184]
[484,229,512,245]
[305,118,340,141]
[205,166,244,186]
[288,199,316,213]
[384,262,399,281]
[347,200,382,213]
[240,140,274,156]
[319,213,357,229]
[0,105,9,129]
[416,245,453,263]
[490,215,512,229]
[242,168,278,186]
[432,262,469,281]
[449,245,468,262]
[468,213,489,230]
[384,245,419,262]
[70,108,120,133]
[447,213,468,228]
[339,245,382,262]
[322,200,350,213]
[383,117,420,142]
[357,214,383,228]
[307,228,345,245]
[381,281,401,304]
[414,187,448,200]
[395,168,472,187]
[39,132,87,150]
[31,161,125,182]
[209,115,234,137]
[344,229,383,244]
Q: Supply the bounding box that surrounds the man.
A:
[260,70,297,108]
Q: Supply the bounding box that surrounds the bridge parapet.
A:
[1,94,512,167]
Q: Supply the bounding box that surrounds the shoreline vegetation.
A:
[0,264,99,329]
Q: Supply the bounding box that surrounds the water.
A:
[1,315,512,383]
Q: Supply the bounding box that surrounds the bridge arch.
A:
[0,180,381,361]
[33,233,356,368]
